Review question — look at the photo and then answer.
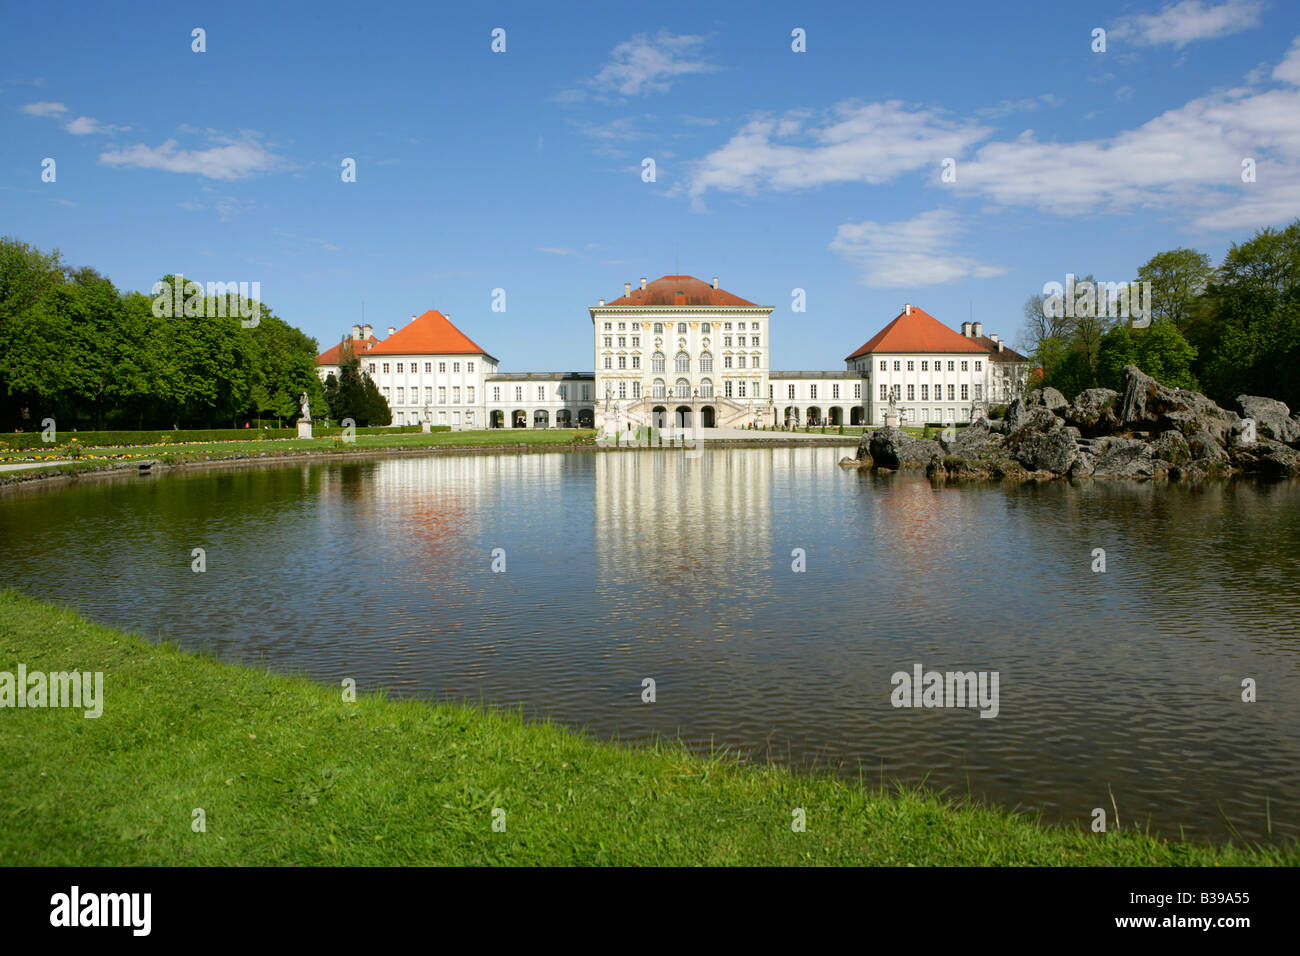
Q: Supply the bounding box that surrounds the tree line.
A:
[1022,219,1300,410]
[0,237,390,431]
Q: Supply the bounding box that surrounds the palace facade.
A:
[315,274,1031,431]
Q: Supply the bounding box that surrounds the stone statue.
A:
[299,391,310,421]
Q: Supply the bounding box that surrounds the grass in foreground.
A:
[0,589,1292,866]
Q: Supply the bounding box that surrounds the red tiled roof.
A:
[316,335,382,365]
[367,310,492,357]
[602,275,757,307]
[970,334,1029,363]
[845,306,989,360]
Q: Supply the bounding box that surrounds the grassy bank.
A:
[0,592,1292,866]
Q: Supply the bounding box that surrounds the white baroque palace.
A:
[315,275,1031,430]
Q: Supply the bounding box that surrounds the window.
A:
[396,387,404,403]
[632,356,640,369]
[676,379,690,398]
[368,363,376,374]
[724,336,733,347]
[618,381,627,399]
[750,354,760,370]
[724,322,732,330]
[424,362,432,373]
[653,322,663,334]
[678,323,687,333]
[397,363,403,373]
[880,361,887,371]
[738,355,746,369]
[751,336,759,347]
[604,337,612,347]
[425,387,432,403]
[921,361,928,371]
[725,380,733,397]
[769,384,774,399]
[907,385,915,401]
[676,352,689,372]
[948,384,955,400]
[961,361,968,372]
[382,363,390,374]
[788,384,796,399]
[537,386,545,401]
[975,361,982,371]
[603,356,611,369]
[921,384,929,401]
[492,386,500,401]
[631,336,639,347]
[468,387,475,402]
[603,322,611,330]
[832,384,840,399]
[653,379,666,398]
[632,382,640,398]
[652,352,665,373]
[974,384,982,400]
[880,384,888,400]
[582,385,590,400]
[618,356,626,369]
[961,384,968,401]
[948,361,955,371]
[439,362,446,373]
[702,323,711,334]
[699,353,712,373]
[700,379,713,398]
[907,361,914,371]
[468,362,474,373]
[738,381,747,398]
[617,322,625,330]
[724,356,733,369]
[438,387,446,404]
[810,384,817,400]
[618,337,626,347]
[854,383,861,399]
[514,386,523,401]
[558,385,567,400]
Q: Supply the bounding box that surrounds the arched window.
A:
[675,351,690,373]
[699,352,713,373]
[653,322,663,334]
[699,378,713,398]
[652,352,665,373]
[675,378,690,398]
[653,378,666,398]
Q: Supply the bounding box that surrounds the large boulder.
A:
[1065,388,1120,436]
[1006,410,1077,474]
[866,426,942,469]
[1186,429,1228,463]
[1236,395,1300,446]
[1231,439,1300,477]
[1118,365,1238,443]
[940,418,1005,456]
[1005,397,1030,430]
[1028,386,1069,415]
[1089,436,1163,478]
[1150,430,1192,466]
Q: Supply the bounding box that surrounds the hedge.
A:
[0,424,429,450]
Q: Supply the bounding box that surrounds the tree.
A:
[1135,319,1198,391]
[1137,248,1213,331]
[1096,324,1137,391]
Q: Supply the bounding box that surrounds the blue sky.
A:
[3,0,1300,371]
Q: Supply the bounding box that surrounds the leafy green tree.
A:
[1137,248,1213,330]
[1096,324,1137,391]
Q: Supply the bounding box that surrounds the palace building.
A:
[315,274,1030,431]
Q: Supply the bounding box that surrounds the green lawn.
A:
[0,590,1292,866]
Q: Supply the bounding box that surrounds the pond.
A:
[3,447,1297,843]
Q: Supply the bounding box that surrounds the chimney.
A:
[640,277,647,290]
[624,282,631,296]
[351,324,361,339]
[905,303,912,315]
[973,322,983,338]
[989,332,999,343]
[363,323,373,339]
[712,276,718,289]
[388,326,396,337]
[998,340,1004,352]
[598,298,605,306]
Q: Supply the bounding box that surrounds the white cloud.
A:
[537,247,580,256]
[1110,0,1264,49]
[566,32,716,100]
[99,134,281,180]
[829,210,1008,289]
[1274,35,1300,85]
[975,94,1063,119]
[21,101,67,116]
[678,101,990,211]
[64,115,127,135]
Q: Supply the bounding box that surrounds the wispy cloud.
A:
[974,94,1063,119]
[21,101,67,116]
[829,210,1008,289]
[1110,0,1265,49]
[65,115,127,135]
[100,132,282,181]
[561,31,717,101]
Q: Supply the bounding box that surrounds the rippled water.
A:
[3,447,1298,842]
